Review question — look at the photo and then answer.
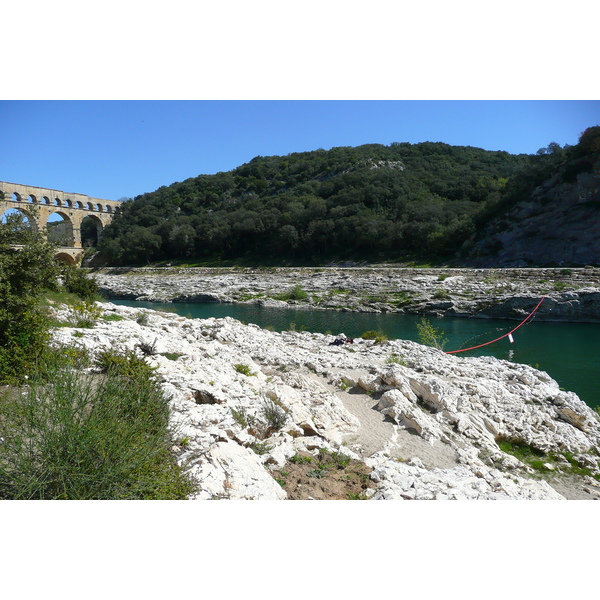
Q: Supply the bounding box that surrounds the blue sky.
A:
[2,100,599,201]
[3,4,598,202]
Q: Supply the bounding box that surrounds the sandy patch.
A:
[307,371,459,469]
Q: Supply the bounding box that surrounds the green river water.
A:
[111,300,599,410]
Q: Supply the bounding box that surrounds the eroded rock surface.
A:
[51,302,600,500]
[93,266,600,322]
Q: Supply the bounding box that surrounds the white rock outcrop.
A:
[93,266,600,321]
[51,302,600,500]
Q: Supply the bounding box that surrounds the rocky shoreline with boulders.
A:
[50,300,600,500]
[92,266,600,322]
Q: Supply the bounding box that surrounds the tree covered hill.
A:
[463,128,600,266]
[96,136,596,266]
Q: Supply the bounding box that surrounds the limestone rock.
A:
[93,265,600,322]
[189,441,287,500]
[377,389,444,443]
[50,301,600,500]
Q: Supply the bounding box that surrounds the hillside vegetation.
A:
[96,128,600,266]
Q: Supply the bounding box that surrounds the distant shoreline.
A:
[92,266,600,323]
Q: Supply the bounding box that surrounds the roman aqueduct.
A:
[0,181,121,265]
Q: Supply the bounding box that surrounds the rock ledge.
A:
[51,302,600,500]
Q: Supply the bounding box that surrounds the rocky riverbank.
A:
[92,266,600,322]
[50,301,600,500]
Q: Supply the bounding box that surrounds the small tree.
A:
[0,211,61,382]
[61,263,99,303]
[416,317,448,351]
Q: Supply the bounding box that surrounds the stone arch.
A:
[55,252,78,266]
[28,194,37,203]
[46,210,75,246]
[11,192,21,202]
[80,213,105,247]
[0,205,39,231]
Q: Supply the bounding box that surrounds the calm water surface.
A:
[111,300,599,410]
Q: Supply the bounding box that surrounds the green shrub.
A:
[275,285,308,301]
[289,454,313,464]
[361,330,388,343]
[95,348,156,381]
[498,439,545,460]
[160,352,183,361]
[231,406,254,428]
[70,301,103,328]
[136,312,150,326]
[61,265,99,303]
[290,285,308,300]
[386,354,406,366]
[315,447,352,469]
[496,438,600,479]
[416,317,448,350]
[260,398,288,434]
[307,468,327,478]
[333,451,351,468]
[234,363,255,376]
[250,442,272,455]
[0,362,197,499]
[560,451,598,479]
[0,211,61,383]
[102,314,125,322]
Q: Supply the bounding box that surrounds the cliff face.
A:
[465,154,600,267]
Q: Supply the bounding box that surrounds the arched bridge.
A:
[0,181,121,265]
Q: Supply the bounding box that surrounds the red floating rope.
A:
[445,296,547,355]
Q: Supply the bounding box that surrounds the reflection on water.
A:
[110,300,599,409]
